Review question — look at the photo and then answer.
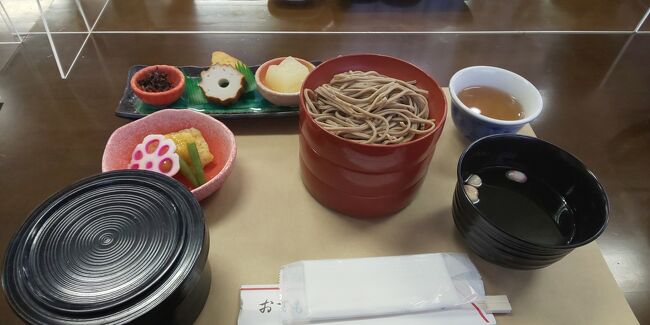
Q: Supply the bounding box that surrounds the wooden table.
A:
[194,90,638,325]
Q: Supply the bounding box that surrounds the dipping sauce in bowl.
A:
[449,66,542,141]
[457,86,524,121]
[469,166,575,246]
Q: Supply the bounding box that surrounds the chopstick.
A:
[476,295,512,314]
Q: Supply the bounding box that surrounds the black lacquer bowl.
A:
[2,170,210,324]
[452,134,609,269]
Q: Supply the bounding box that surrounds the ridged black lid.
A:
[2,170,205,324]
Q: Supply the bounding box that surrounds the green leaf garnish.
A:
[184,75,208,104]
[236,61,257,93]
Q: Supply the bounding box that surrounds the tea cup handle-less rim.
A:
[449,66,543,126]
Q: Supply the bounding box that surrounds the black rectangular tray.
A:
[116,64,316,119]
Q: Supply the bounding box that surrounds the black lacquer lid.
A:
[2,170,205,324]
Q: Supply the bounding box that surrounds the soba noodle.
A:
[304,71,435,145]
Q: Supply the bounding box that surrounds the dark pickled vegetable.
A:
[137,68,174,92]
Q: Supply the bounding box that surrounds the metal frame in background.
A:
[37,0,110,79]
[31,1,650,80]
[0,0,23,44]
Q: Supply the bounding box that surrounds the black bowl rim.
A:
[456,134,609,250]
[1,170,207,324]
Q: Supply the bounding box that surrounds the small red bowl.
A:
[102,109,236,201]
[130,65,185,106]
[298,54,447,218]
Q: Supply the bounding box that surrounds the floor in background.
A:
[0,1,649,324]
[0,43,17,71]
[0,0,54,70]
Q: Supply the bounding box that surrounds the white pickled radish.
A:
[129,134,180,177]
[265,57,310,93]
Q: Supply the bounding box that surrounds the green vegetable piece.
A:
[187,142,206,185]
[236,61,257,93]
[178,157,199,187]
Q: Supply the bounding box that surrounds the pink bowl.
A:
[102,110,237,201]
[255,57,316,107]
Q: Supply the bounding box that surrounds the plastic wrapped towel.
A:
[236,285,496,325]
[279,253,485,324]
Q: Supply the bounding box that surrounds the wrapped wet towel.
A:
[279,253,485,324]
[237,285,496,325]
